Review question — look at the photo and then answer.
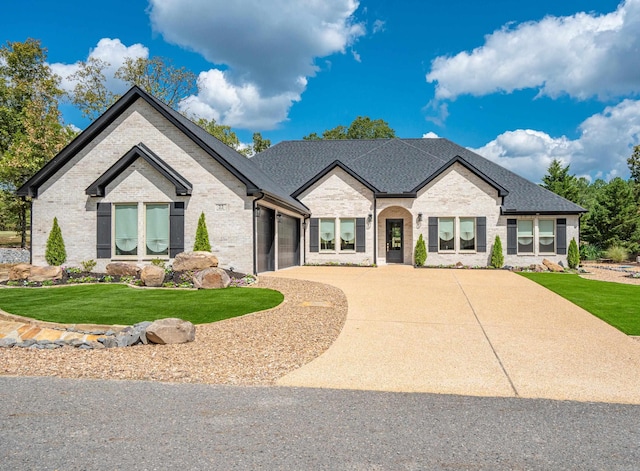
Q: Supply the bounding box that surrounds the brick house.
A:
[19,87,585,274]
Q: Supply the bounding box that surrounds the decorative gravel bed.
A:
[0,277,347,385]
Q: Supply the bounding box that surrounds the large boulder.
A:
[106,262,140,277]
[145,318,195,345]
[542,258,564,273]
[141,265,165,287]
[172,251,218,272]
[29,265,63,282]
[193,267,231,289]
[9,263,31,281]
[529,264,548,273]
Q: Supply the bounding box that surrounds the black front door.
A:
[386,219,403,263]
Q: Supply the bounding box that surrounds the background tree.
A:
[0,39,75,247]
[303,116,396,140]
[541,159,579,203]
[627,144,640,201]
[195,118,251,156]
[252,132,271,154]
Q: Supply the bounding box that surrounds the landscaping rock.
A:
[9,263,31,281]
[529,264,548,273]
[542,258,564,272]
[29,265,63,282]
[133,321,153,344]
[172,251,219,271]
[0,338,16,348]
[193,267,231,289]
[145,318,196,345]
[106,262,140,277]
[0,269,9,283]
[97,337,117,348]
[141,265,165,287]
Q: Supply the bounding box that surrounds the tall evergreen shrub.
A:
[193,212,211,252]
[567,238,580,269]
[414,234,427,267]
[490,235,504,268]
[45,217,67,266]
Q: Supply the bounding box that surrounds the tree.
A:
[303,116,396,140]
[194,118,251,156]
[193,212,211,252]
[0,39,75,247]
[490,235,504,268]
[582,177,640,254]
[627,144,640,200]
[414,234,426,267]
[541,159,579,203]
[69,56,197,119]
[252,132,271,154]
[45,217,66,265]
[567,238,580,269]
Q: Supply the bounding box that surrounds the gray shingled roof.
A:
[252,138,586,214]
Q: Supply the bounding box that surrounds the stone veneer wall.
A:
[31,98,255,274]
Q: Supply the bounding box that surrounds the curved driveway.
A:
[267,266,640,404]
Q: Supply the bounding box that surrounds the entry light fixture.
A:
[417,212,423,224]
[367,213,373,223]
[276,213,282,223]
[255,207,261,217]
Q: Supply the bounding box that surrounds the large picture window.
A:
[459,218,476,251]
[146,204,169,256]
[538,219,555,253]
[517,220,534,253]
[114,204,138,256]
[439,217,455,251]
[320,219,336,251]
[340,218,356,251]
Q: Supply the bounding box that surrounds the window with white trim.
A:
[517,220,534,253]
[439,217,455,251]
[538,219,555,253]
[459,217,476,251]
[320,219,336,251]
[340,218,356,251]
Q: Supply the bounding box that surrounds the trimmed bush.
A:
[579,243,602,261]
[605,245,628,263]
[490,235,504,268]
[567,238,580,269]
[193,212,211,252]
[414,234,427,267]
[45,217,67,266]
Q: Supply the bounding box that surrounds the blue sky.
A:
[4,0,640,182]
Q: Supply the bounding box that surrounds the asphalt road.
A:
[1,376,638,470]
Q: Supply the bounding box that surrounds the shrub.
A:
[414,234,427,267]
[81,259,97,272]
[193,212,211,252]
[150,258,166,268]
[580,243,602,261]
[45,217,67,266]
[605,245,629,263]
[567,238,580,269]
[490,236,504,268]
[101,275,114,283]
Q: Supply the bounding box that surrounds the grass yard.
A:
[519,272,640,335]
[0,284,283,325]
[0,230,28,247]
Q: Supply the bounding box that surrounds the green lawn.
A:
[519,272,640,335]
[0,230,29,247]
[0,284,283,325]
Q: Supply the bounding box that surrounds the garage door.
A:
[277,213,300,269]
[257,207,275,273]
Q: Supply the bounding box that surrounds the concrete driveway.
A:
[267,266,640,404]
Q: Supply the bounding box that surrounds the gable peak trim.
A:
[291,159,379,197]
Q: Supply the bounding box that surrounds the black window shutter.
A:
[556,218,567,255]
[96,202,112,259]
[428,217,438,252]
[309,218,319,252]
[170,202,185,257]
[476,217,487,252]
[355,218,366,252]
[507,219,517,255]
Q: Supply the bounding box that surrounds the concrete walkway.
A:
[268,266,640,404]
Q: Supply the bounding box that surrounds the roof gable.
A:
[85,143,192,197]
[18,86,308,215]
[292,160,379,197]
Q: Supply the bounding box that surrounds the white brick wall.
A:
[32,98,256,274]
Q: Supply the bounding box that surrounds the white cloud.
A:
[148,0,364,129]
[422,131,439,138]
[179,69,302,129]
[372,19,386,34]
[51,38,148,94]
[471,100,640,182]
[148,0,364,95]
[427,0,640,101]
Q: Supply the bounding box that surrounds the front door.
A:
[386,219,404,263]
